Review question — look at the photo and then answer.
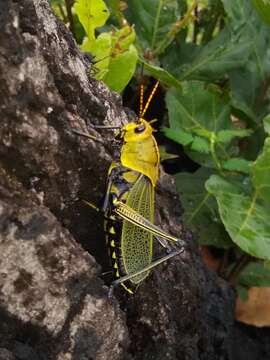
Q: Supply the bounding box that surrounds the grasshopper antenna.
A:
[72,129,105,145]
[140,81,159,119]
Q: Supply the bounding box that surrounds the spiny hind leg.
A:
[108,246,184,297]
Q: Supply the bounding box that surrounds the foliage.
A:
[50,0,270,290]
[51,0,138,91]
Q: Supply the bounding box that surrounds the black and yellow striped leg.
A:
[108,246,184,297]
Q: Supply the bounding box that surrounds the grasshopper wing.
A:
[121,175,154,285]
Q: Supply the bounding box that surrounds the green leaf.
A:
[125,0,181,52]
[238,262,270,287]
[206,175,270,260]
[217,129,253,143]
[252,137,270,202]
[82,32,112,78]
[252,0,270,26]
[103,44,138,92]
[142,61,182,91]
[175,168,233,248]
[174,27,253,81]
[222,0,270,120]
[82,25,138,91]
[161,41,201,80]
[192,128,212,139]
[221,0,250,22]
[190,136,210,154]
[111,24,136,50]
[166,82,234,167]
[166,82,232,135]
[229,52,270,122]
[222,158,252,174]
[74,0,109,44]
[161,2,256,82]
[162,127,193,146]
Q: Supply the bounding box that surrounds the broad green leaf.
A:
[125,0,181,52]
[238,262,270,287]
[74,0,109,44]
[217,129,253,144]
[229,50,270,121]
[241,128,267,167]
[173,27,253,81]
[166,82,234,167]
[166,82,232,134]
[229,77,257,121]
[221,0,270,120]
[162,127,193,146]
[161,41,201,80]
[142,61,182,91]
[222,158,252,174]
[103,44,138,92]
[206,175,270,260]
[175,168,232,247]
[252,137,270,202]
[252,0,270,26]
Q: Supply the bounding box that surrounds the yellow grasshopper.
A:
[76,81,184,294]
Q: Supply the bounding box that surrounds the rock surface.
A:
[0,1,237,359]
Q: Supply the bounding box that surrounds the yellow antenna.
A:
[139,84,144,117]
[140,81,159,119]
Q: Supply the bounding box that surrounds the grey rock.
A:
[0,1,236,359]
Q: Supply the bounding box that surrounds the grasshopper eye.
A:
[135,124,145,133]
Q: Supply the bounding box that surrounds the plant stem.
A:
[58,4,67,23]
[65,0,76,40]
[192,5,199,43]
[227,254,253,286]
[151,0,163,51]
[153,1,197,56]
[210,133,222,173]
[218,249,229,276]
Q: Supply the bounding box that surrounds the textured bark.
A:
[0,1,237,359]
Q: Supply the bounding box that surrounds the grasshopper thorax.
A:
[120,118,160,186]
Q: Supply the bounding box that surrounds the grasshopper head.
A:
[122,118,153,142]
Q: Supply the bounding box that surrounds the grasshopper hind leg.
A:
[108,246,184,297]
